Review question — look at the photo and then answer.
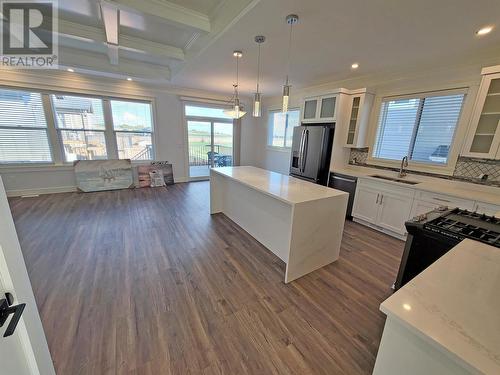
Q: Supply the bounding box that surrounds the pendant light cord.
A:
[285,22,293,86]
[256,42,261,93]
[235,54,239,98]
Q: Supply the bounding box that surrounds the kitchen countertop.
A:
[380,239,500,374]
[332,166,500,206]
[211,166,347,204]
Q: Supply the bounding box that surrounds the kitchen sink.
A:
[369,174,420,185]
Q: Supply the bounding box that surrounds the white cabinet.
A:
[344,91,375,148]
[353,177,498,238]
[302,94,337,123]
[413,191,475,211]
[463,66,500,159]
[352,184,380,222]
[352,179,414,236]
[473,202,500,216]
[377,192,414,234]
[410,199,439,219]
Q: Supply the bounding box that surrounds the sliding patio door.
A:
[185,104,234,179]
[187,120,212,178]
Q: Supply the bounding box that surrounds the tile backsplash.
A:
[348,148,500,187]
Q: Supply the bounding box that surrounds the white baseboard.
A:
[7,178,192,197]
[6,185,77,197]
[352,217,407,241]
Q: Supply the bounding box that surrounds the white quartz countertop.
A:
[211,166,347,204]
[380,239,500,374]
[332,166,500,206]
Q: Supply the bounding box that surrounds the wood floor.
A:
[9,181,404,375]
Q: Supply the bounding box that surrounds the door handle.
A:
[301,129,309,172]
[298,129,306,172]
[0,294,26,338]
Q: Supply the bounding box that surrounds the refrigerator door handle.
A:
[301,129,309,173]
[298,128,306,172]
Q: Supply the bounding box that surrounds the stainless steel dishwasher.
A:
[328,172,357,219]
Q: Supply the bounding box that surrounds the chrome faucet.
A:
[399,156,409,178]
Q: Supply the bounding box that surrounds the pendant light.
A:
[224,50,246,119]
[282,14,298,113]
[253,35,265,117]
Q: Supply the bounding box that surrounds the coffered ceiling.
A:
[55,0,257,81]
[54,0,500,96]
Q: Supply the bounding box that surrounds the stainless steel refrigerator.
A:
[289,123,335,186]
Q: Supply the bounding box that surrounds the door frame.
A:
[0,177,55,375]
[184,114,235,181]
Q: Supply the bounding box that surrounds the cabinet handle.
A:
[433,197,451,203]
[380,194,383,205]
[376,193,379,204]
[333,175,356,183]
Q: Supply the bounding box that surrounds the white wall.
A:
[0,69,253,196]
[247,60,500,175]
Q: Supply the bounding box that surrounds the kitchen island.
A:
[210,166,348,283]
[373,239,500,375]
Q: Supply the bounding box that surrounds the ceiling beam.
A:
[57,20,185,62]
[60,47,170,80]
[99,1,120,65]
[110,0,211,33]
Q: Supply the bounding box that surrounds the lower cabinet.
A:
[352,177,498,239]
[352,179,414,237]
[409,199,438,218]
[377,193,414,234]
[352,185,379,223]
[474,202,500,216]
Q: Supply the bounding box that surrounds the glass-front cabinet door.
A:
[319,95,337,121]
[346,96,361,145]
[464,72,500,159]
[302,98,318,121]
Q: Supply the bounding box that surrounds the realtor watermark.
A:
[0,0,58,68]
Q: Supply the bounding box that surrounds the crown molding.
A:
[111,0,211,33]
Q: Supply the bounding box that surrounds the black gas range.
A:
[394,207,500,290]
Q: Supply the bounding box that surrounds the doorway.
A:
[185,104,234,179]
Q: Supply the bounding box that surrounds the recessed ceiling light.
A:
[476,26,493,36]
[351,63,359,69]
[127,77,132,81]
[67,68,74,72]
[403,303,412,311]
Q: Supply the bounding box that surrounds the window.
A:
[267,109,300,148]
[111,100,153,160]
[52,95,107,162]
[372,92,465,165]
[184,105,232,119]
[0,88,52,163]
[0,87,155,165]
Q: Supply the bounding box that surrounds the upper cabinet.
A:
[302,94,337,123]
[344,91,374,148]
[463,66,500,159]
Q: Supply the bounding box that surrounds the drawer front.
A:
[474,202,500,216]
[358,178,415,198]
[415,190,474,210]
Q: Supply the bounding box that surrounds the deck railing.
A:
[131,145,153,160]
[188,144,232,166]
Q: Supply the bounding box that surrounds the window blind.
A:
[373,93,465,165]
[0,88,52,163]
